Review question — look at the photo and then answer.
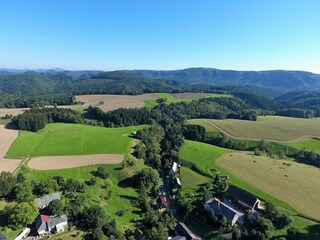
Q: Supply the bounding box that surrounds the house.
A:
[36,214,68,236]
[174,177,182,189]
[13,228,30,240]
[205,198,239,226]
[169,162,180,175]
[133,228,146,240]
[225,185,260,210]
[151,195,167,212]
[34,192,61,209]
[174,222,200,240]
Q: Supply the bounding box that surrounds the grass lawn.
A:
[186,119,220,135]
[180,167,211,193]
[179,140,230,177]
[21,162,144,232]
[49,230,84,240]
[6,123,146,158]
[144,92,231,108]
[208,116,320,141]
[290,137,320,154]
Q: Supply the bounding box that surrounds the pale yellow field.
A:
[28,154,124,170]
[75,94,157,111]
[209,116,320,141]
[216,151,320,220]
[0,125,21,172]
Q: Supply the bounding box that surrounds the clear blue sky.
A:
[0,0,319,72]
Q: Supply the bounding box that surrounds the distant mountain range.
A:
[127,68,320,93]
[1,67,320,97]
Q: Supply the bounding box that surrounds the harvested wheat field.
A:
[209,116,320,142]
[28,154,124,170]
[0,125,21,172]
[75,94,157,111]
[0,108,29,117]
[216,151,320,220]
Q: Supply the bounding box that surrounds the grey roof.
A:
[34,192,61,208]
[171,237,187,240]
[207,198,238,225]
[175,222,199,240]
[226,185,259,208]
[47,214,68,228]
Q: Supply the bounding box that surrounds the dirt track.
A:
[75,94,157,112]
[0,125,21,172]
[28,154,124,170]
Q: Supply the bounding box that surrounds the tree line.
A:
[15,107,83,131]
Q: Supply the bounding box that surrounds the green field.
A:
[144,92,231,108]
[180,167,211,192]
[20,162,144,232]
[6,123,146,158]
[208,116,320,141]
[290,137,320,153]
[179,140,230,177]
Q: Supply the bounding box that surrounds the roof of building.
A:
[171,236,187,240]
[34,192,61,208]
[36,215,51,232]
[175,177,182,186]
[133,228,145,240]
[207,198,239,224]
[226,185,259,208]
[175,222,199,239]
[46,214,68,228]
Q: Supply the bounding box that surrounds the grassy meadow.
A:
[20,161,145,232]
[208,116,320,141]
[6,123,146,158]
[144,92,231,108]
[290,137,320,153]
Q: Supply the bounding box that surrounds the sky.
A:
[0,0,319,73]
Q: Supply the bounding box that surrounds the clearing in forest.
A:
[6,123,146,158]
[208,116,320,141]
[75,94,157,111]
[216,151,320,220]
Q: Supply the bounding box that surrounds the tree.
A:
[16,173,26,183]
[232,228,241,240]
[82,205,108,230]
[91,227,103,240]
[0,171,16,198]
[15,183,33,202]
[287,227,302,240]
[0,231,8,240]
[137,168,160,191]
[48,199,64,215]
[8,202,39,229]
[36,178,59,195]
[96,167,110,179]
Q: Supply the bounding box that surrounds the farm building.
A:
[34,192,61,209]
[36,214,68,236]
[169,162,180,175]
[151,195,167,212]
[170,236,187,240]
[133,228,146,240]
[13,228,30,240]
[174,222,200,240]
[205,198,240,226]
[225,185,260,210]
[174,177,182,189]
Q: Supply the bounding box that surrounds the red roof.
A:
[40,215,51,223]
[159,195,167,207]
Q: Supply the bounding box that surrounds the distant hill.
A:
[275,91,320,110]
[128,68,320,92]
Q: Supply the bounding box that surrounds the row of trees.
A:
[0,93,74,108]
[15,107,83,131]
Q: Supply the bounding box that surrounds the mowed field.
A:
[216,151,320,220]
[0,125,21,172]
[28,154,124,170]
[6,123,146,158]
[208,116,320,141]
[75,94,157,111]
